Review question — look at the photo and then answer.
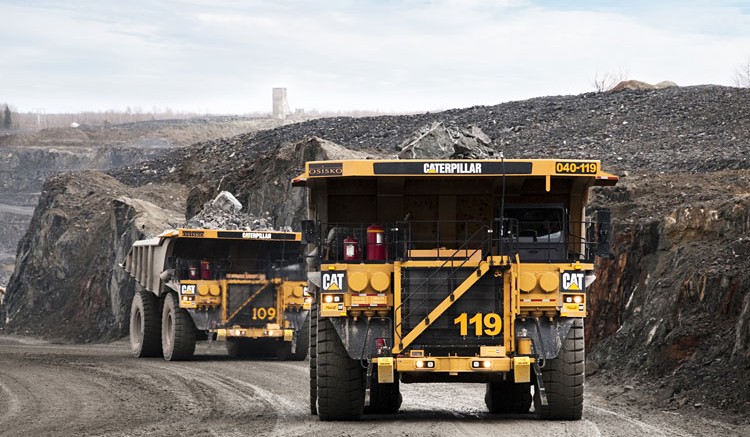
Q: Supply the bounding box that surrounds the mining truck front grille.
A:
[227,283,275,327]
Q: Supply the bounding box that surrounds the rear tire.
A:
[309,297,318,415]
[317,317,364,421]
[161,293,196,361]
[485,378,532,414]
[129,289,162,358]
[539,318,584,420]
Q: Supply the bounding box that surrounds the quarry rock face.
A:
[587,171,750,414]
[2,85,750,414]
[3,171,186,340]
[0,141,174,286]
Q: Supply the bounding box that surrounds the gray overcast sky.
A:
[2,0,749,114]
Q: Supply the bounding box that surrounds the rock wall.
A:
[587,171,750,414]
[0,145,174,286]
[3,171,186,340]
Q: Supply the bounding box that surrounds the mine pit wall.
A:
[587,195,750,410]
[0,210,29,282]
[0,145,173,287]
[3,173,185,341]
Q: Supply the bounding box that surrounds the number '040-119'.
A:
[453,313,502,336]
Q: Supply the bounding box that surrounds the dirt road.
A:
[0,336,745,437]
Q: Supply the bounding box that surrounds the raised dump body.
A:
[122,228,310,361]
[294,158,617,420]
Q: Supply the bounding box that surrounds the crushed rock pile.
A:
[396,122,494,159]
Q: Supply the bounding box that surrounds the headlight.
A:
[324,294,333,303]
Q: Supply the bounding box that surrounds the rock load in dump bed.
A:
[184,191,282,231]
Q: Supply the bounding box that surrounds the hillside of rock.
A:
[0,116,299,286]
[3,85,749,416]
[4,171,186,341]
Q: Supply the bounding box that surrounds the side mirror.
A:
[596,209,611,257]
[301,220,319,245]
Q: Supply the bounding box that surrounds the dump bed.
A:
[123,228,302,295]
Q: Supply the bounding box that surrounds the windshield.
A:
[503,207,565,243]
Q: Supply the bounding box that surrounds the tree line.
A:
[1,105,11,129]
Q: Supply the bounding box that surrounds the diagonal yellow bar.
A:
[226,281,273,322]
[394,261,490,354]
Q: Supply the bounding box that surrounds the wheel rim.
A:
[163,303,174,352]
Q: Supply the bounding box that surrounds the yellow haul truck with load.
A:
[123,228,311,361]
[293,158,617,420]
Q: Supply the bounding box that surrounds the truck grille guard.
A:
[392,221,498,354]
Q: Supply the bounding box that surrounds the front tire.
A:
[539,318,585,420]
[309,297,318,415]
[277,314,310,361]
[161,293,196,361]
[317,317,364,421]
[365,369,402,414]
[130,289,162,358]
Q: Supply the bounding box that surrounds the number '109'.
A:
[252,307,277,320]
[453,313,502,336]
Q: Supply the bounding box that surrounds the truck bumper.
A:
[214,327,294,341]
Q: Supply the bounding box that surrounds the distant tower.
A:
[272,88,289,119]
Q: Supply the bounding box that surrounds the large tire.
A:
[485,378,532,414]
[276,314,310,361]
[365,369,402,414]
[129,289,162,358]
[317,317,364,421]
[309,297,318,415]
[161,293,196,361]
[539,318,585,420]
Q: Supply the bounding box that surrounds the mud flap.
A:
[289,330,297,354]
[532,361,549,414]
[365,362,373,407]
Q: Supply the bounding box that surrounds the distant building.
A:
[272,88,290,120]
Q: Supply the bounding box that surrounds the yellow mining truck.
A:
[122,228,311,361]
[293,158,617,420]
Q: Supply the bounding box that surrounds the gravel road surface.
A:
[0,336,745,437]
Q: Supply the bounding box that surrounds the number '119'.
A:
[453,313,502,336]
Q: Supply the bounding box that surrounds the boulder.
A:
[396,122,494,159]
